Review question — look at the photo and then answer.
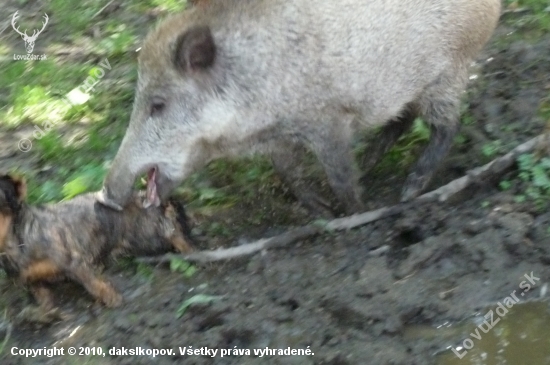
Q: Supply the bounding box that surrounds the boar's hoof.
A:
[401,173,431,202]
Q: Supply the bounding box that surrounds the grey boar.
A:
[100,0,501,215]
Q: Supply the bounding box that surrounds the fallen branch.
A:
[137,134,546,265]
[138,225,322,264]
[137,206,399,265]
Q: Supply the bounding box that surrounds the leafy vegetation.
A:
[176,294,224,318]
[511,153,550,208]
[502,0,550,41]
[169,256,197,278]
[482,140,504,158]
[363,118,432,175]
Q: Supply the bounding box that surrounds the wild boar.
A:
[100,0,501,215]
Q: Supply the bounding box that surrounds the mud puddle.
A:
[434,301,550,364]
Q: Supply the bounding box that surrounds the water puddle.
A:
[407,302,550,364]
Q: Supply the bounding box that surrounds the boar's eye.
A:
[150,98,166,116]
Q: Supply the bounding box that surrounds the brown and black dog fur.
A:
[0,174,194,309]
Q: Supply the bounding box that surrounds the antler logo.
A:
[12,11,49,54]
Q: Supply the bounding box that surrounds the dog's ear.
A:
[3,175,27,202]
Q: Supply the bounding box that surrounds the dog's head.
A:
[0,174,26,252]
[0,174,26,216]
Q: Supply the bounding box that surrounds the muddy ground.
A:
[1,5,550,365]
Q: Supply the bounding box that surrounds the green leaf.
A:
[519,171,531,182]
[184,266,197,278]
[61,176,88,200]
[169,256,197,278]
[170,256,190,273]
[411,118,431,140]
[517,153,535,171]
[60,164,106,200]
[176,294,224,318]
[532,165,550,188]
[539,158,550,169]
[499,180,512,190]
[481,140,502,157]
[515,195,527,203]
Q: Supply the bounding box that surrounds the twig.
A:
[0,20,11,37]
[138,225,322,264]
[92,0,115,19]
[137,134,546,265]
[325,206,400,231]
[501,7,531,16]
[368,245,390,257]
[137,206,398,265]
[0,323,12,355]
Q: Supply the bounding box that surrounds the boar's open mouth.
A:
[144,167,161,208]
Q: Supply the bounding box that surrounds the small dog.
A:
[0,174,194,309]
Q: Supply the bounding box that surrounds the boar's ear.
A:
[173,26,216,72]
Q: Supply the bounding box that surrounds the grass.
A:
[129,0,187,13]
[0,0,153,204]
[170,256,197,278]
[0,0,549,211]
[357,117,432,179]
[500,0,550,43]
[0,0,278,211]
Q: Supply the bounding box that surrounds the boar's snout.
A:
[154,168,180,202]
[98,163,139,210]
[99,160,181,211]
[98,186,126,211]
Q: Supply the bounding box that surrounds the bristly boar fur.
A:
[100,0,502,216]
[0,174,194,308]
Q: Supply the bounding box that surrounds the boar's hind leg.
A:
[360,106,417,178]
[271,140,334,217]
[401,89,461,201]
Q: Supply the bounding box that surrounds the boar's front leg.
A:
[307,122,364,215]
[270,140,335,217]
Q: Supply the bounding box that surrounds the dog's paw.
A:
[102,290,124,308]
